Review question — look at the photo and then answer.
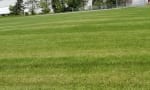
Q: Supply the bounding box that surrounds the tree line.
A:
[9,0,126,15]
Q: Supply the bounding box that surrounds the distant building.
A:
[127,0,149,6]
[0,7,10,15]
[84,0,149,10]
[0,0,16,15]
[85,0,93,10]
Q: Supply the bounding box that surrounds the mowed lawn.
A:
[0,6,150,90]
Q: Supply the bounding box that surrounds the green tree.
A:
[52,0,65,13]
[92,0,103,9]
[105,0,116,8]
[40,0,50,13]
[51,0,85,13]
[64,0,85,11]
[9,0,24,15]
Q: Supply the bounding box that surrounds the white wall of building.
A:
[0,7,10,14]
[132,0,147,6]
[85,0,93,10]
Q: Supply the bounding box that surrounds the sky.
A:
[0,0,16,8]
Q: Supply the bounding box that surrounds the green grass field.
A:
[0,6,150,90]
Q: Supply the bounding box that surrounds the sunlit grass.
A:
[0,7,150,90]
